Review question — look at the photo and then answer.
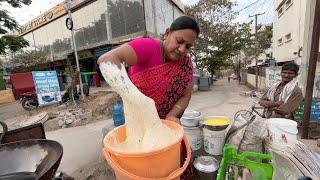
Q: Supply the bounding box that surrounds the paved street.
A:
[45,78,256,178]
[187,78,255,119]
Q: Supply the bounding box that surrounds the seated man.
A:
[259,62,303,119]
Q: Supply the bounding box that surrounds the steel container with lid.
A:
[181,111,203,127]
[193,156,219,179]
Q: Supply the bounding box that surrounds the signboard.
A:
[295,99,320,122]
[18,1,67,35]
[93,46,112,57]
[265,67,281,88]
[32,71,61,106]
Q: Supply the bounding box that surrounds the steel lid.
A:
[182,111,201,119]
[193,156,219,173]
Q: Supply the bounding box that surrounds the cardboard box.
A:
[0,89,15,104]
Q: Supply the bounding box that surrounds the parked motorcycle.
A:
[20,91,39,111]
[20,84,89,111]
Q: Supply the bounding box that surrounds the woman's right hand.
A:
[166,116,181,125]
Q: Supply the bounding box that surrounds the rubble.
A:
[57,108,92,128]
[239,90,263,98]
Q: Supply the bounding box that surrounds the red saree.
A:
[129,56,193,119]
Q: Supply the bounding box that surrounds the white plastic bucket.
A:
[203,127,227,155]
[183,126,202,151]
[266,118,298,149]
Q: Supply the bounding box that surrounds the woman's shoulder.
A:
[128,37,161,47]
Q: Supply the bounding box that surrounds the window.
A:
[286,0,293,9]
[285,33,292,42]
[278,7,283,17]
[278,38,283,46]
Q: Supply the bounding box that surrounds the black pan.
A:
[0,139,63,180]
[0,121,63,180]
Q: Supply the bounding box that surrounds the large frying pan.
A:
[0,121,63,180]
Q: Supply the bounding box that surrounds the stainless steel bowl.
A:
[181,111,202,127]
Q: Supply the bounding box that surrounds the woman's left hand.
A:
[166,116,181,125]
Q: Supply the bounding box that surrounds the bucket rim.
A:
[274,125,298,134]
[266,118,298,126]
[103,120,184,157]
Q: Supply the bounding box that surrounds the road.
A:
[0,78,256,179]
[44,78,256,179]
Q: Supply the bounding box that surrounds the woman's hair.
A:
[170,16,200,36]
[282,62,299,75]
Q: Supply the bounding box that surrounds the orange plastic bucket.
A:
[102,120,191,179]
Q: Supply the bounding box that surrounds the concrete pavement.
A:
[46,119,113,177]
[187,78,255,119]
[46,78,256,178]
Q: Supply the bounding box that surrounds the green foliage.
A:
[0,0,31,54]
[13,48,51,67]
[0,35,29,54]
[243,24,273,61]
[186,0,253,76]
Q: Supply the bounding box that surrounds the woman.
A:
[98,16,200,124]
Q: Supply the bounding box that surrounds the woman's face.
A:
[163,29,197,61]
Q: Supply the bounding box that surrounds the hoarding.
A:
[32,71,61,106]
[265,67,281,88]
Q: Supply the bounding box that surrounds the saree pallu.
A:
[130,56,193,119]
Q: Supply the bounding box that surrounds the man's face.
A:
[281,69,296,83]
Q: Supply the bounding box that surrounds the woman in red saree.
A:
[98,16,199,124]
[98,15,200,180]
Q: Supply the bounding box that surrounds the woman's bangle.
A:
[174,104,183,110]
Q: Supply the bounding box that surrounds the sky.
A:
[3,0,273,26]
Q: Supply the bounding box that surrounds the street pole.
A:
[66,0,85,99]
[249,12,265,89]
[31,31,37,53]
[238,53,241,84]
[301,0,320,139]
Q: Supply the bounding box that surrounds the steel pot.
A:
[181,111,202,127]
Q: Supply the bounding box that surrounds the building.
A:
[5,0,185,73]
[273,0,320,96]
[273,0,306,64]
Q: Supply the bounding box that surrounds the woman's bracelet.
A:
[174,104,183,110]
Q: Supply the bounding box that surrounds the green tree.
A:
[0,0,31,54]
[186,0,252,79]
[243,24,273,62]
[14,49,51,67]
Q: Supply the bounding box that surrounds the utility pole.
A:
[249,12,265,89]
[238,53,241,84]
[66,0,85,99]
[301,0,320,139]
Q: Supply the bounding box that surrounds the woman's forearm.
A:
[166,84,193,119]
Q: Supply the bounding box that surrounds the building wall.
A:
[273,0,307,63]
[17,0,184,62]
[21,0,112,60]
[247,73,266,90]
[144,0,184,37]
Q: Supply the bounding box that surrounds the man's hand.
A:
[275,101,283,107]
